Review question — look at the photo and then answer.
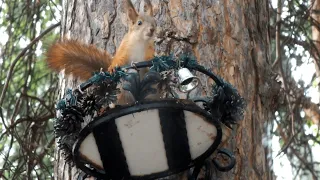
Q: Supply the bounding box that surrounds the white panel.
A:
[115,110,169,176]
[184,111,217,159]
[79,133,103,169]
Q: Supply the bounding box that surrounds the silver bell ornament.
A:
[177,68,200,93]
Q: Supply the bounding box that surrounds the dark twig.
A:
[0,21,61,107]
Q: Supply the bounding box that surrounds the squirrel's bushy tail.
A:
[46,40,112,80]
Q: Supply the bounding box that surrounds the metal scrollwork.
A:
[122,71,161,101]
[212,148,236,172]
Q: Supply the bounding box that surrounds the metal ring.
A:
[212,148,236,172]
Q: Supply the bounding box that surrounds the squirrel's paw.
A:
[108,65,117,74]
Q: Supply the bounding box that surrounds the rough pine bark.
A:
[54,0,279,179]
[312,0,320,78]
[307,0,320,124]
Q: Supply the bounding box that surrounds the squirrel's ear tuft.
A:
[124,0,138,25]
[143,0,153,16]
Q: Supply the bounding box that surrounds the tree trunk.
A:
[312,0,320,78]
[309,0,320,121]
[54,0,278,179]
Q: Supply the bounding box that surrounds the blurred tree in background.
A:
[0,0,319,179]
[0,0,60,179]
[269,0,320,179]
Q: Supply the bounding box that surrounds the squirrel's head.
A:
[124,0,156,41]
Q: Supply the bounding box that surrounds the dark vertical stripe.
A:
[159,109,191,169]
[93,119,130,179]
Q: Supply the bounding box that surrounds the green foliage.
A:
[0,0,61,179]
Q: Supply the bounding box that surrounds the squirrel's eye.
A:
[137,20,143,25]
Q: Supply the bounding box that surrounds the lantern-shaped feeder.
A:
[55,56,246,180]
[73,99,222,179]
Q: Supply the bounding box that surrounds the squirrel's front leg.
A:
[108,55,128,73]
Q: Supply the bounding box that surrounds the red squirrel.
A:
[46,0,156,80]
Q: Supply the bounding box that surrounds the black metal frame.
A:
[54,56,244,180]
[76,58,223,93]
[73,99,222,180]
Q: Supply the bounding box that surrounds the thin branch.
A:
[0,21,61,108]
[0,135,14,177]
[272,0,282,69]
[20,93,55,115]
[291,148,318,180]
